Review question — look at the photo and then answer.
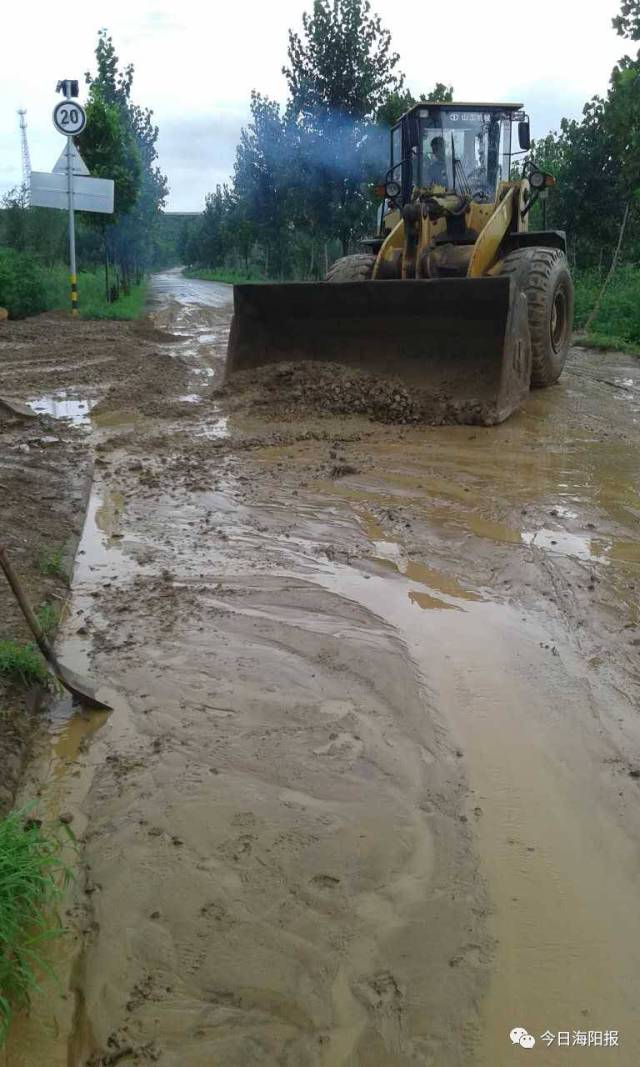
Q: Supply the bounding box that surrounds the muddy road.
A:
[3,269,640,1065]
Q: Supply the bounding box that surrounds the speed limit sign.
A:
[52,100,86,136]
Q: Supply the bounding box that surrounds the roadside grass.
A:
[182,267,265,284]
[0,808,73,1044]
[42,266,148,320]
[574,266,640,354]
[35,602,59,640]
[0,642,48,687]
[573,332,640,355]
[0,248,147,321]
[78,278,148,320]
[36,547,66,580]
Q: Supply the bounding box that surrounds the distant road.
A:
[148,267,233,309]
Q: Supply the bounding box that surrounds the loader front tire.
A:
[499,248,573,387]
[325,254,376,283]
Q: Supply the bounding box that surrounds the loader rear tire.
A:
[499,247,573,387]
[325,254,376,283]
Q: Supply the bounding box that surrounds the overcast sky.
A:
[1,0,629,211]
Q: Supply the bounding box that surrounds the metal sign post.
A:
[66,121,77,315]
[53,80,87,317]
[30,84,113,315]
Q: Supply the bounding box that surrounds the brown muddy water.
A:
[5,271,640,1066]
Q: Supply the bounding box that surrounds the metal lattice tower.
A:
[17,109,31,186]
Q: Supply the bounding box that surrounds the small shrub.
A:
[0,642,48,686]
[35,602,59,639]
[36,547,65,580]
[0,249,49,319]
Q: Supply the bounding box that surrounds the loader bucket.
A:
[225,276,532,425]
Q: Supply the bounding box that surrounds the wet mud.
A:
[3,270,640,1065]
[0,399,91,810]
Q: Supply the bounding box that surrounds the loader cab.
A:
[386,102,528,210]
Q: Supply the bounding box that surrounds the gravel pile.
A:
[220,361,478,425]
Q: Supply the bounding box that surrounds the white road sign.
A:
[52,100,86,136]
[53,143,89,176]
[30,172,114,214]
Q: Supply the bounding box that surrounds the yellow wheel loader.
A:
[226,102,574,424]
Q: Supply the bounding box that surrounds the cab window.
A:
[391,125,401,169]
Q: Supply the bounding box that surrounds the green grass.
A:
[36,547,65,580]
[182,266,265,284]
[574,332,640,355]
[0,247,148,321]
[573,265,640,352]
[35,602,59,640]
[0,642,48,687]
[78,277,148,320]
[0,807,72,1044]
[41,265,148,320]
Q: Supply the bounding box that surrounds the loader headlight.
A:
[385,179,401,199]
[529,169,545,190]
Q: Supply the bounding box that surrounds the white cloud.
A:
[0,0,627,209]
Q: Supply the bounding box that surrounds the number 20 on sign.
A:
[52,100,86,136]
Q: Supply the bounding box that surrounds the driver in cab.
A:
[424,136,448,188]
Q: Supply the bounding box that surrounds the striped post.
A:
[65,105,78,318]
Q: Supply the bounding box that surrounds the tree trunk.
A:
[585,200,630,334]
[104,230,111,304]
[121,255,131,296]
[324,243,329,275]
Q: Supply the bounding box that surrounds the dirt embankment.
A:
[0,313,191,810]
[0,401,90,811]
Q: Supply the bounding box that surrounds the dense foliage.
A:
[574,266,640,346]
[0,248,53,320]
[182,0,423,278]
[530,1,640,273]
[78,30,169,297]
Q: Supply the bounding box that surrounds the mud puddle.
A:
[27,391,95,425]
[195,415,229,439]
[26,393,153,434]
[90,409,147,431]
[72,484,137,586]
[310,547,640,1062]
